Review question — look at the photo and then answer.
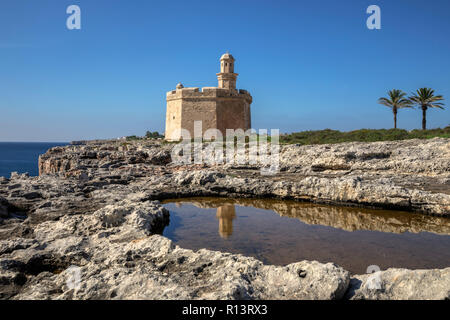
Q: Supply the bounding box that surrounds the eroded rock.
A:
[346,268,450,300]
[0,138,449,299]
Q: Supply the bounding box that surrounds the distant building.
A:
[165,53,252,141]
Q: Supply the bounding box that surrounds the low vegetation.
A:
[279,127,450,145]
[125,131,164,141]
[145,131,164,139]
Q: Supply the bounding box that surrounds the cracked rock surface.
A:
[0,138,449,299]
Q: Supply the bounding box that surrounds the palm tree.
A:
[409,88,445,130]
[378,89,412,129]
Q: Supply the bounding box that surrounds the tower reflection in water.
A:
[216,204,236,238]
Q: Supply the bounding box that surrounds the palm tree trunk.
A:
[422,106,427,130]
[393,110,397,129]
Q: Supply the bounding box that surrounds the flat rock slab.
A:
[347,268,450,300]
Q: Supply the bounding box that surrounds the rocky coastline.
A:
[0,138,449,299]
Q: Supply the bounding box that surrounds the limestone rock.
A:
[0,197,8,218]
[0,196,349,300]
[347,268,450,300]
[0,138,449,299]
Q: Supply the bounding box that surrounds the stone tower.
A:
[165,53,252,141]
[217,53,237,90]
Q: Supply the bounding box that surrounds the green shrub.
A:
[125,135,141,141]
[145,131,164,139]
[280,126,449,145]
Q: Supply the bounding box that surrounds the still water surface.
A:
[162,197,450,274]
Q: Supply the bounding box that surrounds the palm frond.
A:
[409,87,445,109]
[378,89,412,109]
[378,97,393,107]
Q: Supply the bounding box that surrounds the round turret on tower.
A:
[220,52,235,73]
[217,52,238,90]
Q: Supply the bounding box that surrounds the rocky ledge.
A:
[0,138,449,300]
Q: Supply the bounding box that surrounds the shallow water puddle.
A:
[161,197,450,274]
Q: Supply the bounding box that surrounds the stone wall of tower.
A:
[164,54,252,141]
[180,100,218,140]
[216,97,251,137]
[165,99,183,141]
[165,87,252,141]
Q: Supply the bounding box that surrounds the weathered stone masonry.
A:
[165,53,252,141]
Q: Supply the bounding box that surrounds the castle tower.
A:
[216,53,238,90]
[165,53,252,141]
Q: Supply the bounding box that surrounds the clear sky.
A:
[1,0,449,142]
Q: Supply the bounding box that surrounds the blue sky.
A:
[1,0,449,142]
